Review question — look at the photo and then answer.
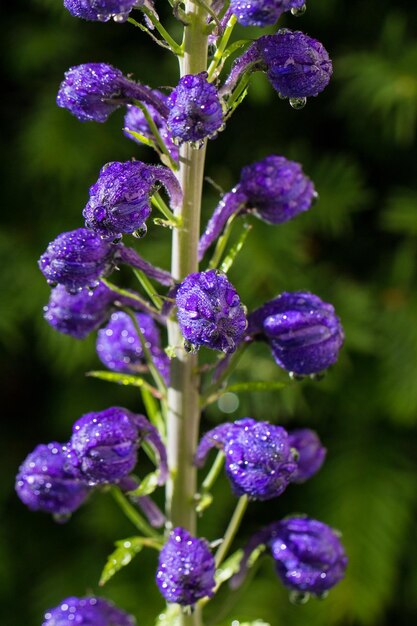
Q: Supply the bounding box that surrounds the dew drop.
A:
[132,224,148,239]
[184,340,199,354]
[291,4,306,17]
[289,590,310,605]
[289,97,307,110]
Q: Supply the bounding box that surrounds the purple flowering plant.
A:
[18,1,350,624]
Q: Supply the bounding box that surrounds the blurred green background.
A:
[2,0,417,624]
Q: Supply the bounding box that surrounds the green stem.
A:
[166,3,209,625]
[111,487,161,538]
[201,451,224,492]
[201,343,248,406]
[215,495,249,567]
[207,14,237,80]
[101,278,160,317]
[132,101,178,170]
[141,6,183,55]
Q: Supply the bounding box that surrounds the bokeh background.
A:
[2,0,417,624]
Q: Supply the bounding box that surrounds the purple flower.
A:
[248,291,344,375]
[124,100,179,161]
[39,227,173,292]
[199,155,315,260]
[42,596,136,626]
[195,418,297,500]
[288,428,326,483]
[176,270,247,353]
[83,160,182,240]
[223,30,332,101]
[57,63,168,123]
[167,72,224,145]
[68,407,167,485]
[156,527,216,605]
[232,516,347,596]
[96,311,170,382]
[231,0,306,27]
[64,0,138,23]
[15,442,90,518]
[43,282,115,339]
[38,228,116,293]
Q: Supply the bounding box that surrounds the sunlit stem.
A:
[132,268,163,310]
[111,486,161,538]
[215,495,249,567]
[132,100,178,171]
[152,192,182,226]
[141,6,184,55]
[201,451,225,492]
[101,277,160,317]
[208,212,238,269]
[207,14,237,80]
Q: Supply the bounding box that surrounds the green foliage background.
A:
[2,0,417,624]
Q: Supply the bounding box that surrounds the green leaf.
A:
[86,370,161,397]
[123,128,156,148]
[225,380,289,394]
[215,549,243,586]
[128,471,160,497]
[99,536,158,586]
[220,222,252,273]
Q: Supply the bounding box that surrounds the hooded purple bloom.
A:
[63,0,138,22]
[288,428,326,483]
[248,291,344,375]
[39,227,173,293]
[167,72,224,145]
[232,516,347,595]
[195,418,297,500]
[68,407,167,485]
[38,228,116,292]
[15,442,90,518]
[231,0,305,27]
[156,527,216,605]
[222,29,332,101]
[57,63,168,123]
[83,160,182,240]
[43,282,115,339]
[176,270,247,353]
[124,100,179,161]
[199,155,315,260]
[43,281,154,339]
[96,311,170,382]
[42,596,136,626]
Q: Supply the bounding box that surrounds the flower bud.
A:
[42,596,136,626]
[156,527,216,606]
[257,30,333,98]
[167,72,224,145]
[83,160,182,240]
[69,407,167,485]
[43,282,115,339]
[288,428,326,483]
[232,516,347,595]
[231,0,306,27]
[38,228,116,293]
[198,155,315,260]
[176,270,247,353]
[64,0,138,22]
[96,311,170,382]
[57,63,168,123]
[223,29,332,101]
[15,443,90,517]
[248,291,344,375]
[124,100,179,161]
[195,418,297,500]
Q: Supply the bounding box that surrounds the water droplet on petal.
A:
[291,4,307,17]
[289,97,307,110]
[132,224,148,239]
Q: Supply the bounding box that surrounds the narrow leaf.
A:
[100,536,153,586]
[226,380,289,394]
[124,128,156,148]
[128,471,160,497]
[86,370,162,398]
[220,222,252,273]
[215,549,243,586]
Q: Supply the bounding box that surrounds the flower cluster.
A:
[22,0,350,622]
[16,407,167,519]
